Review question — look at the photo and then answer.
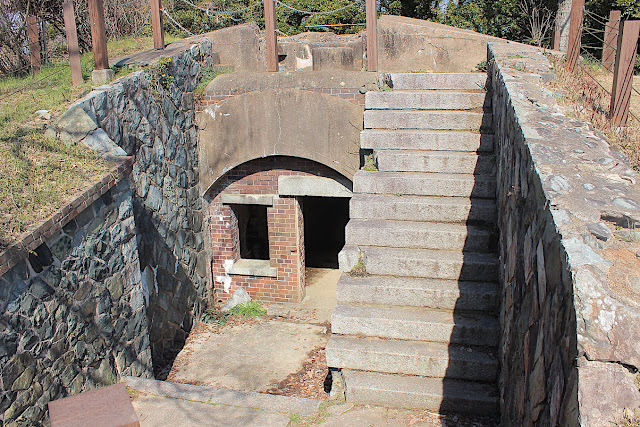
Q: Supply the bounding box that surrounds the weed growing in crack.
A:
[230,300,266,317]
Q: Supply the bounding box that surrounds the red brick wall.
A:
[197,87,365,112]
[207,156,345,304]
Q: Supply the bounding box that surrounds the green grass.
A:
[201,308,233,324]
[230,301,266,317]
[0,35,183,249]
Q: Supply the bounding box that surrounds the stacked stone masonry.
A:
[0,176,153,425]
[489,43,640,427]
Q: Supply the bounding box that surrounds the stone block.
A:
[91,69,115,85]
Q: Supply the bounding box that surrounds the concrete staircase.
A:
[326,73,499,416]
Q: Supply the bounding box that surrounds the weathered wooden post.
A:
[264,0,278,71]
[610,20,640,127]
[150,0,164,50]
[566,0,584,71]
[88,0,113,83]
[62,2,83,85]
[365,0,378,72]
[602,10,621,72]
[551,30,561,50]
[27,15,41,74]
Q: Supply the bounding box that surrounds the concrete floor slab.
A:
[168,320,328,392]
[132,393,290,427]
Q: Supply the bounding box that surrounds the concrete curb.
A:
[123,377,321,416]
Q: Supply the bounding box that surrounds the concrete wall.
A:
[197,71,374,195]
[47,40,214,368]
[206,157,347,303]
[490,42,640,426]
[0,164,152,425]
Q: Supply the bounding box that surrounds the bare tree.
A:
[520,0,554,47]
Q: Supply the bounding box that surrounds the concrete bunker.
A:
[204,156,352,304]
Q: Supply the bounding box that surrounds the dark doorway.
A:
[231,204,269,260]
[302,197,350,268]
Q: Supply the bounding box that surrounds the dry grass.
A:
[546,56,640,170]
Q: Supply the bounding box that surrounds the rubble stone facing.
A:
[490,43,640,426]
[0,177,153,425]
[48,40,216,367]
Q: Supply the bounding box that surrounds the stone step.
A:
[331,304,499,346]
[353,171,496,199]
[342,370,498,415]
[361,129,494,152]
[336,274,498,312]
[365,110,492,131]
[345,219,497,252]
[326,335,498,382]
[374,150,496,174]
[366,90,490,110]
[338,245,498,281]
[349,194,497,224]
[389,73,489,91]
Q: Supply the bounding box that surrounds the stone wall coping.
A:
[220,194,275,206]
[0,157,133,277]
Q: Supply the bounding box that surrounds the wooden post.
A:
[551,30,561,50]
[263,0,277,72]
[365,0,378,72]
[88,0,109,70]
[63,2,83,85]
[602,10,621,72]
[27,15,41,74]
[150,0,164,50]
[566,0,584,71]
[610,20,640,127]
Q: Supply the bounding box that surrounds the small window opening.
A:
[232,204,269,260]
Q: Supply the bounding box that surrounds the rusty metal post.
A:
[566,0,584,71]
[610,20,640,127]
[27,15,41,74]
[264,0,278,71]
[365,0,378,72]
[151,0,164,50]
[88,0,109,70]
[551,30,561,50]
[602,10,621,72]
[63,2,83,85]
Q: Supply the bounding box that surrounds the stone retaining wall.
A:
[489,43,640,426]
[0,165,152,425]
[47,40,215,368]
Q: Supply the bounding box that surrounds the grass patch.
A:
[545,55,640,170]
[0,35,185,249]
[194,66,231,99]
[201,307,233,324]
[230,300,266,317]
[361,154,377,171]
[348,253,367,277]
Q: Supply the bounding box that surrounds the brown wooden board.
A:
[610,20,640,127]
[63,2,83,85]
[566,0,584,71]
[602,10,621,71]
[48,383,140,427]
[27,15,41,73]
[366,0,378,72]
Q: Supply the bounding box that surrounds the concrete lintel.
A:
[229,259,277,278]
[220,194,275,206]
[278,176,352,198]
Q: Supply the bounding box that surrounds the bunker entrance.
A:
[301,196,350,269]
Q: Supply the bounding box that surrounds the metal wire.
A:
[274,0,354,15]
[0,66,68,102]
[180,0,261,15]
[162,8,258,44]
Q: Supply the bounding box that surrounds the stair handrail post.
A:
[365,0,378,72]
[610,20,640,127]
[566,0,584,72]
[63,1,83,85]
[264,0,278,72]
[602,10,621,72]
